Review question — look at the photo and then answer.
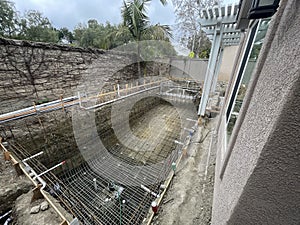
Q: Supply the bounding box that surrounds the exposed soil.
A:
[0,153,33,216]
[0,152,73,225]
[151,118,216,225]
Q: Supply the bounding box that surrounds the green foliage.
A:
[0,0,19,37]
[186,30,211,58]
[250,43,262,59]
[73,21,134,49]
[58,27,74,43]
[0,0,176,56]
[18,10,59,43]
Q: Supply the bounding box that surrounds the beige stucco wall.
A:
[218,46,239,81]
[212,0,300,224]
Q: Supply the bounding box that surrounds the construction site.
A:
[2,1,298,224]
[0,38,218,225]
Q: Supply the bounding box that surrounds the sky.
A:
[13,0,177,30]
[12,0,238,55]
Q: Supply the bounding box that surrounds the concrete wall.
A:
[168,46,238,83]
[218,46,239,82]
[212,1,300,224]
[169,58,208,81]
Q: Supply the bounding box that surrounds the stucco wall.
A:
[212,0,300,224]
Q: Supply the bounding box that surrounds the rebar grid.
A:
[59,99,196,224]
[1,81,199,225]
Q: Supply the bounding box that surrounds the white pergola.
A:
[198,4,241,116]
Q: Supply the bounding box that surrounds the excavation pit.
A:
[1,83,199,225]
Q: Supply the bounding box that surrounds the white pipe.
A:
[186,118,198,122]
[174,140,184,145]
[0,96,78,123]
[0,210,12,220]
[93,178,97,191]
[202,129,214,194]
[82,85,160,110]
[35,161,65,179]
[141,184,160,198]
[184,127,194,132]
[4,217,12,225]
[22,161,46,189]
[22,151,43,162]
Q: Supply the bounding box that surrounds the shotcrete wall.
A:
[1,94,167,171]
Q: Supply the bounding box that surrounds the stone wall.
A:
[0,38,141,114]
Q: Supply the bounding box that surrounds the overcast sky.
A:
[13,0,177,30]
[12,0,238,55]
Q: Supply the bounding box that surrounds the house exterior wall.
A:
[212,0,300,224]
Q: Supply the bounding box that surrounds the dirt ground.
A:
[151,118,217,225]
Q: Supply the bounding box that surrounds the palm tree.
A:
[121,0,171,78]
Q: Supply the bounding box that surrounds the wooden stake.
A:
[33,102,37,113]
[60,95,65,112]
[31,184,44,203]
[59,220,68,225]
[4,151,10,161]
[13,161,23,176]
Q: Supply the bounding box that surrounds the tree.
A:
[58,27,74,44]
[19,10,59,43]
[0,0,19,37]
[121,0,171,78]
[172,0,220,58]
[187,30,211,58]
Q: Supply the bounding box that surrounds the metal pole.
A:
[211,46,225,92]
[198,23,224,116]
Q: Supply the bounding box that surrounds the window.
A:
[226,19,271,143]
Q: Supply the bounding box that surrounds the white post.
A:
[93,178,97,191]
[78,91,82,108]
[211,46,225,92]
[117,84,120,97]
[198,23,224,116]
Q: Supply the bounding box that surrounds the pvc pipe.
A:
[117,84,120,97]
[93,178,97,191]
[4,217,12,225]
[174,140,184,145]
[22,151,43,162]
[82,85,160,110]
[0,210,12,220]
[35,161,66,179]
[22,160,46,190]
[184,127,194,132]
[141,185,159,198]
[186,118,198,122]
